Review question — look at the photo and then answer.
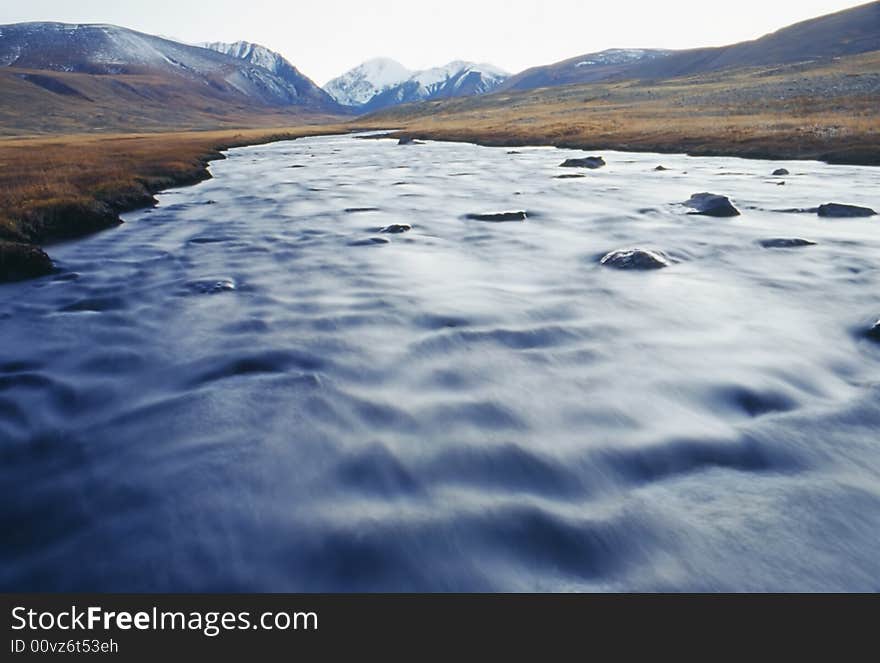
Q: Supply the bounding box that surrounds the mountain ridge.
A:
[201,40,340,110]
[324,58,508,111]
[0,22,342,113]
[501,0,880,90]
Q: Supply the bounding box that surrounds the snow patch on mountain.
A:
[574,48,673,68]
[202,41,284,75]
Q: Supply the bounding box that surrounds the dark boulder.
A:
[817,203,877,218]
[0,241,54,282]
[600,248,670,270]
[684,193,741,217]
[759,238,817,249]
[654,165,669,171]
[772,168,790,176]
[380,224,412,234]
[466,211,527,222]
[560,156,605,169]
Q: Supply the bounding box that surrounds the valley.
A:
[0,1,879,596]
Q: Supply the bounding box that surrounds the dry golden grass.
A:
[0,126,348,245]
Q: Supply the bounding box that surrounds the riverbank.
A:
[359,51,880,167]
[0,126,347,281]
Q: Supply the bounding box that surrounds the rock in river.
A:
[380,224,412,234]
[772,168,790,176]
[466,211,527,222]
[0,241,54,282]
[817,203,877,218]
[759,238,817,249]
[684,193,741,217]
[560,156,606,169]
[867,320,880,342]
[186,279,237,295]
[600,248,670,270]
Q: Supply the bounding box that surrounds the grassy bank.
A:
[0,126,347,281]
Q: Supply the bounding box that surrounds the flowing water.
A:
[2,132,879,591]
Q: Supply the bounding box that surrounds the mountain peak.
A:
[325,59,508,111]
[324,58,412,106]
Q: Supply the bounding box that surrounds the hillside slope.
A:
[502,1,880,90]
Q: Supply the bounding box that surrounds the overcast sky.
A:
[0,0,869,84]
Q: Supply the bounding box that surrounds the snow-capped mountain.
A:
[201,40,337,109]
[0,23,341,112]
[325,59,508,112]
[324,58,412,107]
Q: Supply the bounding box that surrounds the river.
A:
[1,132,879,591]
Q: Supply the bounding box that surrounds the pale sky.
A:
[0,0,870,84]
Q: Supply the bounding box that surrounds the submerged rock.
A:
[654,165,669,171]
[772,168,790,176]
[349,237,390,246]
[867,320,880,342]
[187,279,236,295]
[380,224,412,234]
[560,156,606,169]
[684,193,741,217]
[0,241,53,282]
[466,211,527,222]
[759,238,817,249]
[555,174,586,179]
[817,203,877,218]
[600,248,670,270]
